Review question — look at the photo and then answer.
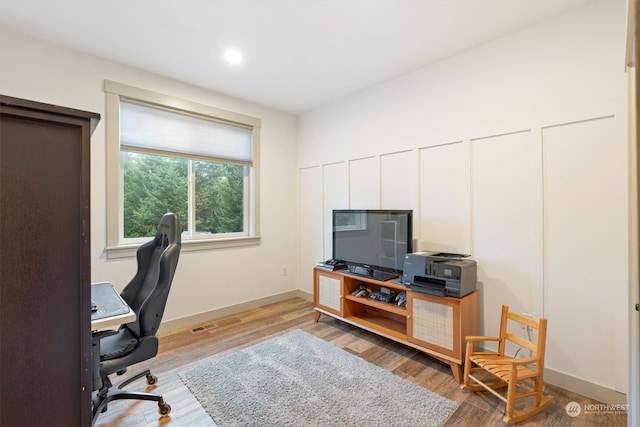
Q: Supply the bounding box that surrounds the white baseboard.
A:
[158,289,313,333]
[544,368,627,405]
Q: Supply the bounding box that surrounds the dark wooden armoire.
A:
[0,96,99,426]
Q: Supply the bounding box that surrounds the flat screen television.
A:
[332,209,413,281]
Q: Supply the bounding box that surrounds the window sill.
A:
[105,235,262,259]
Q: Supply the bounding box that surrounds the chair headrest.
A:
[156,213,181,246]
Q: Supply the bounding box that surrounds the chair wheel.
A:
[146,375,158,385]
[158,402,171,416]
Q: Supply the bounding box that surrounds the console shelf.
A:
[343,315,407,341]
[344,294,407,316]
[313,268,479,382]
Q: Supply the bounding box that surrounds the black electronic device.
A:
[368,287,396,303]
[316,258,348,271]
[332,209,413,281]
[402,252,477,298]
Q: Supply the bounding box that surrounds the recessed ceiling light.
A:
[224,50,243,64]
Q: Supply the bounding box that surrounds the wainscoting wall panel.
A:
[297,166,324,289]
[349,156,379,209]
[470,130,543,342]
[542,115,628,394]
[322,162,349,260]
[380,150,419,213]
[418,141,470,254]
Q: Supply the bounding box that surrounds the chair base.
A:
[92,369,171,425]
[461,372,554,424]
[504,395,554,424]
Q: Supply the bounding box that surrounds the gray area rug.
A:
[179,329,458,426]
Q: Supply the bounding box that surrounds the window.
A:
[105,81,261,258]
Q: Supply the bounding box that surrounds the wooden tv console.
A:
[313,268,479,382]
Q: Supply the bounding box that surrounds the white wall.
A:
[297,0,629,400]
[0,29,299,324]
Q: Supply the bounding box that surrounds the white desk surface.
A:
[91,282,136,331]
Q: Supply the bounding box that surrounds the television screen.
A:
[332,209,413,280]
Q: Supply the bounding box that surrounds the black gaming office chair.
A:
[92,213,181,424]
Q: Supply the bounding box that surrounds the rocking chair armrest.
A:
[474,356,538,366]
[509,356,539,365]
[465,336,500,343]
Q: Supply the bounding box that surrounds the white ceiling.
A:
[0,0,597,114]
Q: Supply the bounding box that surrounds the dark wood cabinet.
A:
[0,96,99,426]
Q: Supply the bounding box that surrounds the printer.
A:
[402,252,477,298]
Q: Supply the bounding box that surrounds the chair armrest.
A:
[469,356,539,366]
[510,356,539,365]
[92,329,119,342]
[465,336,500,343]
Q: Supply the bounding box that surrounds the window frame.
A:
[104,80,261,259]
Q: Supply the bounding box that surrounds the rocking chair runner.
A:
[461,305,554,424]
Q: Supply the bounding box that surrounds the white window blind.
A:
[120,100,253,164]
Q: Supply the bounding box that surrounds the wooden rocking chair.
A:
[461,305,554,424]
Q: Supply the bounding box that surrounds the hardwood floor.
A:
[95,298,627,427]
